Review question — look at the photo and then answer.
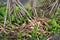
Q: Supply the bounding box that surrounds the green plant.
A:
[17,32,24,40]
[31,25,38,40]
[39,33,46,40]
[57,7,60,13]
[11,25,16,31]
[48,19,60,34]
[11,14,15,22]
[38,13,43,17]
[0,17,4,23]
[15,6,19,11]
[51,7,60,24]
[0,7,6,17]
[17,17,27,24]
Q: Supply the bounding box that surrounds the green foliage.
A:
[26,34,32,38]
[11,25,16,31]
[11,14,15,22]
[0,7,6,16]
[31,25,38,40]
[0,17,4,23]
[51,7,60,25]
[57,7,60,13]
[48,19,60,34]
[27,9,32,17]
[38,13,43,17]
[17,32,22,38]
[15,6,19,11]
[31,25,38,37]
[49,19,57,26]
[39,33,46,40]
[17,17,27,24]
[5,21,10,30]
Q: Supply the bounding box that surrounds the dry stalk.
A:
[4,0,9,27]
[49,0,59,15]
[15,0,32,19]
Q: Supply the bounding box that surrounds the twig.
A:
[4,0,9,27]
[15,0,32,19]
[32,0,38,17]
[49,0,58,15]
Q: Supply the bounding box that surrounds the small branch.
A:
[15,0,32,19]
[49,0,58,15]
[32,0,38,17]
